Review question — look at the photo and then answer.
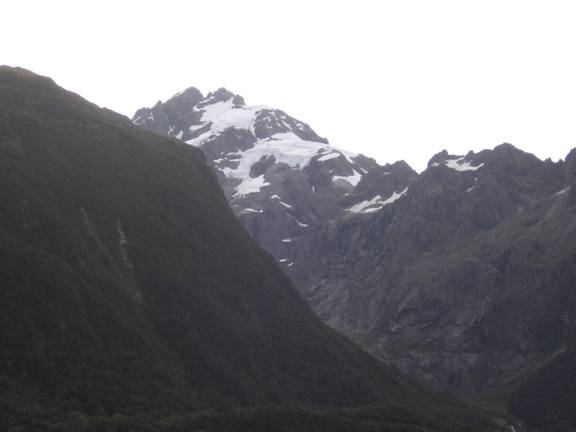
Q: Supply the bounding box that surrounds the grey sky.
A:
[3,0,576,171]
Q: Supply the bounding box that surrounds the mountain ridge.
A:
[134,84,576,431]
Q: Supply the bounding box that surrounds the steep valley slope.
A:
[0,66,503,432]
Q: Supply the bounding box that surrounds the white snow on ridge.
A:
[332,145,361,166]
[286,213,308,228]
[555,187,570,196]
[379,187,409,205]
[348,187,409,214]
[333,169,363,187]
[182,95,361,197]
[270,131,301,141]
[348,195,383,213]
[184,97,270,147]
[318,152,341,162]
[224,138,329,196]
[188,124,205,132]
[186,130,215,147]
[199,98,267,133]
[271,195,292,208]
[445,157,484,172]
[233,175,270,197]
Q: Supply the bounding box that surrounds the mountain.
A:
[0,66,501,432]
[135,87,576,431]
[133,88,379,266]
[297,144,575,392]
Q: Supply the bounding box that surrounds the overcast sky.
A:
[3,0,576,171]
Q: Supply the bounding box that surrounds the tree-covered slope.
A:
[0,67,498,431]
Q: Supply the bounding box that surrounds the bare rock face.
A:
[134,89,576,429]
[133,87,204,136]
[296,144,576,392]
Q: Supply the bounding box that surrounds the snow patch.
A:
[271,195,292,208]
[270,131,301,141]
[199,98,263,132]
[445,157,484,172]
[287,213,308,227]
[185,130,215,147]
[188,124,206,131]
[333,170,363,187]
[317,151,341,162]
[222,137,331,196]
[233,175,270,197]
[180,95,359,197]
[348,187,409,213]
[184,97,270,147]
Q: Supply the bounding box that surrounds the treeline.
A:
[0,404,497,432]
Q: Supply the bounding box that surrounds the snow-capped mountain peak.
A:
[133,87,373,200]
[133,86,381,266]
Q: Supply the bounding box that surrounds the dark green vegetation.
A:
[0,67,500,431]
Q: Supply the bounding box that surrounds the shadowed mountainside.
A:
[0,67,500,431]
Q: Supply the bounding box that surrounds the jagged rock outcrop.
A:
[295,144,575,394]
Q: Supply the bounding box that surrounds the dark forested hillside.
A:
[0,67,500,431]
